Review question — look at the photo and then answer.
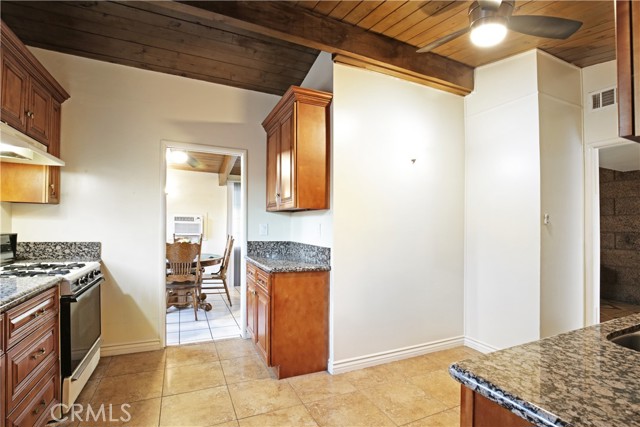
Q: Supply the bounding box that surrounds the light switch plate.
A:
[259,223,268,236]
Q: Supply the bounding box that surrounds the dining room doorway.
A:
[161,140,247,347]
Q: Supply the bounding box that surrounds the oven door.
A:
[60,278,102,378]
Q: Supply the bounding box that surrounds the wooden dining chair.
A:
[201,235,234,306]
[166,237,202,320]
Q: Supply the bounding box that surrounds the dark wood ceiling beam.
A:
[2,15,291,94]
[142,0,474,95]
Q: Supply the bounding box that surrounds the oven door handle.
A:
[62,276,104,302]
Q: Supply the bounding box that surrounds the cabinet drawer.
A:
[5,287,58,348]
[6,362,58,427]
[255,269,270,294]
[246,263,257,281]
[6,320,57,413]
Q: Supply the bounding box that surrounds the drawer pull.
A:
[31,348,47,360]
[32,308,47,319]
[32,399,46,415]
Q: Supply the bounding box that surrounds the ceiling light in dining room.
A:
[168,149,188,164]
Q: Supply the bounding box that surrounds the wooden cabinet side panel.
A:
[296,102,330,209]
[0,50,28,131]
[47,100,61,204]
[270,271,329,378]
[1,354,5,427]
[266,126,279,210]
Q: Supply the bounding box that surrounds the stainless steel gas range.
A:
[0,256,104,407]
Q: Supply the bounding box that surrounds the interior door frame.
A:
[584,137,639,326]
[160,140,248,347]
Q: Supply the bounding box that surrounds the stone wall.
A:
[600,168,640,304]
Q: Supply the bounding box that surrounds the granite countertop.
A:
[246,255,331,273]
[450,313,640,427]
[0,276,60,313]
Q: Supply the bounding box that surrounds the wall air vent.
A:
[590,87,616,111]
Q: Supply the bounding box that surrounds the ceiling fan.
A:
[416,0,583,53]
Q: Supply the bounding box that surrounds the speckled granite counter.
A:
[450,313,640,427]
[246,241,330,273]
[246,255,330,273]
[0,276,60,313]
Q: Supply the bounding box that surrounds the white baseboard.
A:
[329,336,465,375]
[463,337,499,354]
[101,339,163,357]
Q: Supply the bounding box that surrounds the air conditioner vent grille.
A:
[590,87,616,111]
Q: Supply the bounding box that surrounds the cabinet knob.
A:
[32,399,47,415]
[31,347,46,360]
[26,110,34,118]
[50,184,56,197]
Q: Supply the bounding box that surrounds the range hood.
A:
[0,122,65,166]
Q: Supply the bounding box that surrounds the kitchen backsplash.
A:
[17,242,101,261]
[247,241,330,264]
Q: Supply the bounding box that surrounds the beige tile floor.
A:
[58,340,481,427]
[600,298,640,322]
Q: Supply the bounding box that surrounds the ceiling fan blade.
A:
[508,15,583,39]
[477,0,502,11]
[186,154,202,169]
[416,27,470,53]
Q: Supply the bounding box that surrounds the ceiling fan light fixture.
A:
[470,19,508,47]
[168,149,189,164]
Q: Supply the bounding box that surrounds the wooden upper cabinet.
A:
[616,0,640,142]
[0,21,69,204]
[1,50,28,131]
[262,86,332,212]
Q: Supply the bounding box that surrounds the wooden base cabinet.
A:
[2,287,60,427]
[246,263,329,379]
[461,387,531,427]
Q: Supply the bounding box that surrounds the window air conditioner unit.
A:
[172,214,203,236]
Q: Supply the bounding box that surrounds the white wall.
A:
[331,64,465,368]
[0,203,11,232]
[11,48,282,353]
[582,61,620,144]
[290,52,334,248]
[465,51,542,350]
[537,52,584,338]
[166,169,227,255]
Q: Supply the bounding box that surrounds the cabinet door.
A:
[255,286,270,363]
[26,78,51,146]
[1,51,28,131]
[246,281,256,340]
[266,126,279,210]
[277,109,296,210]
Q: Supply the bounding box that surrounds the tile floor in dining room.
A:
[166,287,242,346]
[62,340,480,427]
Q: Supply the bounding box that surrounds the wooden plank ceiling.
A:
[169,151,241,177]
[0,1,616,96]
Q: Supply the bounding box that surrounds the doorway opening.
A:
[585,139,640,324]
[161,141,247,346]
